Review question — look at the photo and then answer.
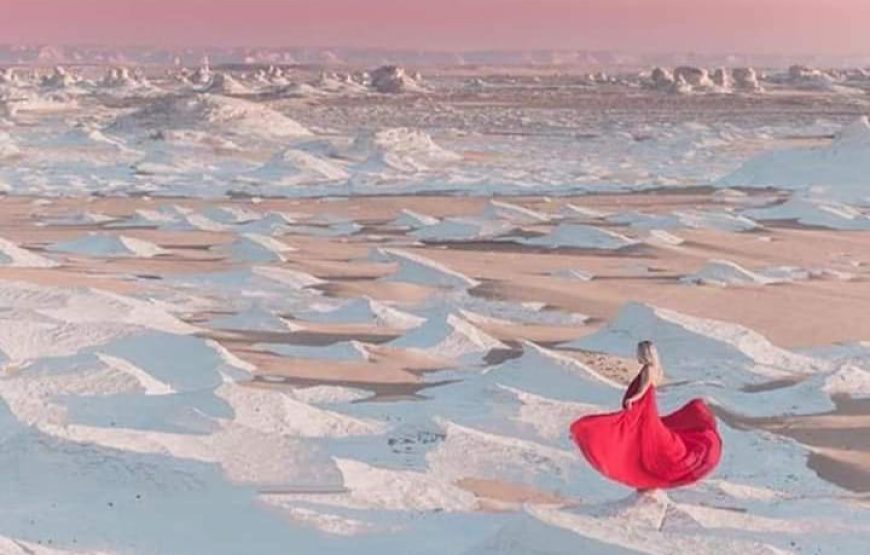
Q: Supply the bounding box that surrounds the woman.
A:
[570,341,722,490]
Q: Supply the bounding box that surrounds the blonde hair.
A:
[636,340,664,384]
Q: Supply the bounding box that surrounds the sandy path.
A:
[716,397,870,493]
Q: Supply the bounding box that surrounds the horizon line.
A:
[3,43,870,60]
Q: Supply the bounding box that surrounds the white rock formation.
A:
[732,67,762,91]
[369,65,424,93]
[673,66,713,89]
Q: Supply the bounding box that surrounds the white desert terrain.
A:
[0,52,868,554]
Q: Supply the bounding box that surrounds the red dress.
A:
[570,373,722,489]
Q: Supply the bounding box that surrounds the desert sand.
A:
[0,59,869,554]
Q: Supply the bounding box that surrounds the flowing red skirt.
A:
[570,375,722,489]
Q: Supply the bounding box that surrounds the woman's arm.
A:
[623,367,651,409]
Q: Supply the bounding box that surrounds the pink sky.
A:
[1,0,868,54]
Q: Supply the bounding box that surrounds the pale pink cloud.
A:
[0,0,867,54]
